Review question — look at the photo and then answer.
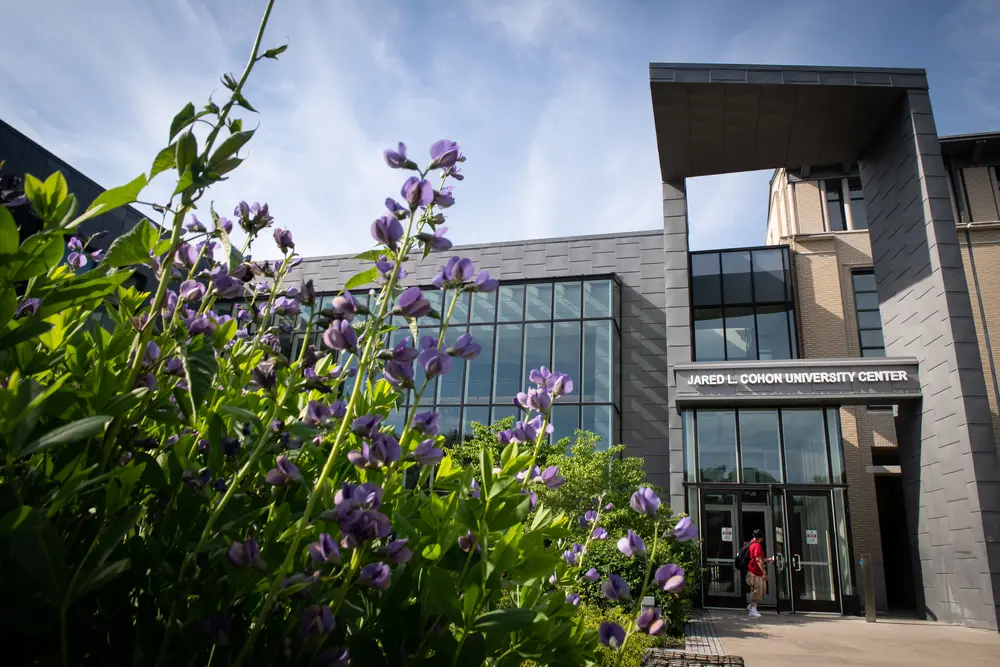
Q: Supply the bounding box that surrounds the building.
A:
[5,62,999,632]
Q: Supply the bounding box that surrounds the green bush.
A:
[577,604,682,667]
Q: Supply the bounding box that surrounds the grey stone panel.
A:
[288,229,670,487]
[860,91,1000,630]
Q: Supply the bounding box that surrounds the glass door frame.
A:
[782,488,843,614]
[699,490,742,608]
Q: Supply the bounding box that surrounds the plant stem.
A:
[612,518,661,667]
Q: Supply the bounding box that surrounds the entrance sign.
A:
[674,357,920,407]
[805,529,818,545]
[721,527,733,542]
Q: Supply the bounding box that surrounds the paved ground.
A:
[703,609,1000,667]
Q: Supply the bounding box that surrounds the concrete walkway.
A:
[704,609,1000,667]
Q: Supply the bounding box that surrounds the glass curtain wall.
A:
[218,277,621,448]
[691,246,797,362]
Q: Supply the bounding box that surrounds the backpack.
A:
[734,541,752,573]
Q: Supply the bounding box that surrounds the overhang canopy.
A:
[650,63,928,181]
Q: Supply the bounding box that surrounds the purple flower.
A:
[605,502,614,511]
[351,414,383,438]
[591,527,608,541]
[383,142,414,170]
[371,214,403,248]
[331,291,358,320]
[630,487,661,517]
[458,531,477,553]
[305,401,332,426]
[566,593,581,606]
[429,140,462,169]
[330,401,347,419]
[395,286,431,318]
[529,367,552,386]
[162,290,178,321]
[578,510,597,527]
[383,360,414,389]
[601,574,631,601]
[540,466,564,489]
[671,516,698,542]
[598,621,626,650]
[384,338,419,363]
[444,164,464,181]
[412,411,439,436]
[275,296,300,316]
[636,607,665,636]
[378,539,412,565]
[227,537,264,569]
[67,251,87,269]
[497,430,512,445]
[468,270,499,293]
[323,320,358,353]
[165,357,184,376]
[516,387,552,414]
[90,248,104,262]
[582,568,599,583]
[408,439,444,465]
[418,336,451,377]
[469,479,480,499]
[14,298,41,319]
[401,176,434,208]
[527,414,554,436]
[549,571,559,586]
[273,227,294,252]
[142,341,160,366]
[68,237,84,252]
[359,562,392,590]
[185,215,206,233]
[375,255,404,283]
[522,490,538,509]
[175,243,199,268]
[216,216,233,234]
[431,256,476,289]
[617,529,646,558]
[447,333,481,360]
[300,604,335,637]
[433,187,455,208]
[316,648,350,667]
[179,280,206,302]
[347,433,401,469]
[655,564,686,593]
[417,226,453,252]
[265,455,302,486]
[184,311,216,336]
[252,359,276,390]
[548,372,574,397]
[563,549,579,566]
[516,466,540,483]
[211,270,242,298]
[308,533,341,564]
[137,374,156,391]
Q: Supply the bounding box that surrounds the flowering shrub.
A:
[0,3,695,665]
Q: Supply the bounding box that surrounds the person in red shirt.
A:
[746,529,773,618]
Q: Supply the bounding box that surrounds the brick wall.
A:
[793,181,826,234]
[963,167,999,222]
[959,226,1000,462]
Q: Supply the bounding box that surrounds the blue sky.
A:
[2,0,998,259]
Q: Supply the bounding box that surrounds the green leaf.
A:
[23,174,46,217]
[175,127,198,173]
[219,225,234,272]
[425,566,462,625]
[234,93,256,113]
[44,171,69,212]
[102,219,158,268]
[8,233,64,282]
[0,506,34,536]
[262,44,288,59]
[9,523,68,604]
[480,447,494,498]
[74,558,131,599]
[103,388,149,416]
[219,403,262,427]
[35,272,132,318]
[21,415,111,457]
[173,166,194,196]
[149,145,176,181]
[0,204,19,254]
[169,102,196,141]
[472,607,538,633]
[209,129,254,166]
[421,543,443,561]
[0,319,53,350]
[344,267,378,290]
[352,249,384,262]
[77,173,148,225]
[182,335,218,423]
[212,157,243,177]
[463,583,479,622]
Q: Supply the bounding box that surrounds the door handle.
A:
[775,553,785,570]
[791,554,802,572]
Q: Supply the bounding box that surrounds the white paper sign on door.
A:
[805,529,818,545]
[721,527,733,542]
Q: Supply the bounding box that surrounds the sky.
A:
[1,0,999,259]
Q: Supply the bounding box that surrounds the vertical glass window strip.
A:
[497,285,524,322]
[826,407,846,484]
[738,409,782,483]
[436,326,466,404]
[554,282,582,319]
[690,252,722,307]
[781,408,831,484]
[683,410,696,482]
[551,321,581,402]
[522,322,552,379]
[444,290,469,326]
[437,406,462,446]
[721,251,753,304]
[581,404,613,450]
[463,325,495,404]
[551,404,580,447]
[751,249,787,303]
[583,280,612,318]
[824,179,846,231]
[851,270,885,357]
[696,410,738,482]
[491,404,518,425]
[582,320,612,402]
[693,308,725,362]
[847,176,868,230]
[755,304,792,360]
[493,324,523,402]
[723,307,756,360]
[832,488,856,595]
[525,283,553,321]
[469,291,496,324]
[463,406,490,440]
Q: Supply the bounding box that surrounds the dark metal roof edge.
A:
[673,356,919,371]
[649,62,927,77]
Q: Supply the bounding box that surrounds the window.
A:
[824,179,846,231]
[690,247,797,361]
[696,410,738,482]
[847,176,867,230]
[781,409,830,484]
[852,270,884,357]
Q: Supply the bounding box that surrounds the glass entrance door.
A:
[701,492,740,607]
[786,491,840,613]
